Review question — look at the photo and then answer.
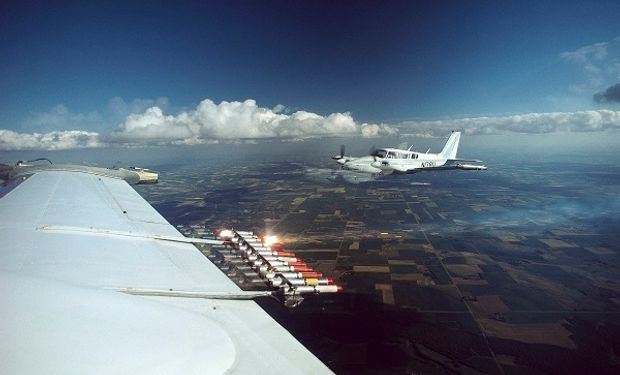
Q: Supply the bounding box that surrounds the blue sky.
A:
[1,1,620,150]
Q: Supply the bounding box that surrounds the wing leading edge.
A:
[0,169,332,374]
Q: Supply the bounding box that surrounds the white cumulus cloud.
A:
[111,98,385,141]
[360,123,398,138]
[107,96,170,118]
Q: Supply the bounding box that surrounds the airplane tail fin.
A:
[439,132,460,159]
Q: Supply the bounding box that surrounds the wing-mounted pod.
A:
[124,167,159,184]
[214,229,342,307]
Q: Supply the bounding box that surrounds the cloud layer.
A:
[398,109,620,137]
[3,99,620,151]
[24,104,102,132]
[0,129,102,151]
[1,99,396,150]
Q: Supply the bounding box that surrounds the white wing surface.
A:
[0,170,332,374]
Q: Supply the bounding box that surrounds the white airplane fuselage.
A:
[333,132,487,175]
[338,152,450,174]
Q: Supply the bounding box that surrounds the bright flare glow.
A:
[219,229,234,239]
[263,235,278,246]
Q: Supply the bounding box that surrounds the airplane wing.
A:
[0,167,332,374]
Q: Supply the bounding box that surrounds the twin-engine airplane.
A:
[0,161,336,374]
[332,131,487,175]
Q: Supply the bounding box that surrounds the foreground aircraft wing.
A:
[0,167,332,374]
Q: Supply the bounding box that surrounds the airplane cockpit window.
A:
[372,150,387,158]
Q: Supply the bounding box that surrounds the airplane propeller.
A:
[332,145,348,167]
[332,144,345,160]
[369,146,376,162]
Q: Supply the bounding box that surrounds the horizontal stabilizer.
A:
[445,159,487,170]
[400,159,487,173]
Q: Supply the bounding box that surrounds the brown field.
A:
[471,295,510,314]
[375,284,395,305]
[585,246,616,255]
[390,273,435,285]
[387,259,417,265]
[540,238,578,248]
[353,265,390,273]
[452,277,488,285]
[480,319,576,349]
[446,264,482,277]
[293,248,340,253]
